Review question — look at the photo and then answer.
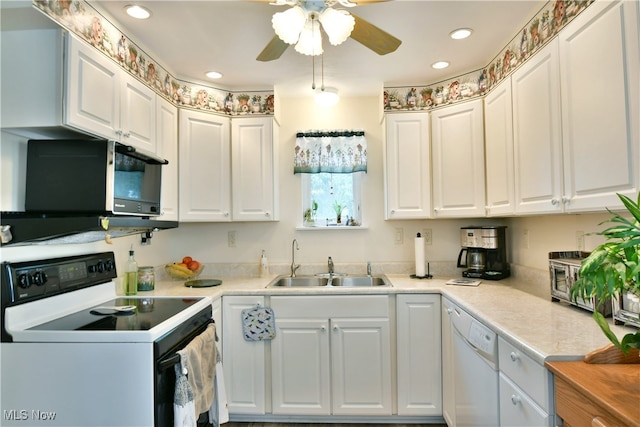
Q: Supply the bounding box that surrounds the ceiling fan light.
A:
[315,87,339,107]
[318,8,355,46]
[295,18,323,56]
[272,6,307,45]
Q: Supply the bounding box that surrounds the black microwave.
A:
[25,139,166,216]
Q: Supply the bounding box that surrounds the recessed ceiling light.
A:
[450,28,473,40]
[206,71,223,79]
[431,61,450,70]
[125,5,151,20]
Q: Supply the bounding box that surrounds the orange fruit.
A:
[182,256,193,264]
[187,260,201,271]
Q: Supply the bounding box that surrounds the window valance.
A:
[293,130,367,174]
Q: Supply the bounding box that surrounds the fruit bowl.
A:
[165,263,204,280]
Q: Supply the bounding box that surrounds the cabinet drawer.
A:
[499,373,551,427]
[271,295,389,318]
[498,337,552,411]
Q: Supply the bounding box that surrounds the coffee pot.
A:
[457,247,486,273]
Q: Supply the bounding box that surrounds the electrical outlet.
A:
[394,227,404,245]
[523,229,530,249]
[422,228,432,245]
[576,230,585,251]
[228,230,237,247]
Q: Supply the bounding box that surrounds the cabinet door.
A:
[499,374,551,427]
[384,113,431,219]
[179,109,231,221]
[271,318,331,415]
[222,296,266,415]
[396,294,442,416]
[512,39,563,214]
[484,78,515,216]
[65,33,120,140]
[231,117,276,221]
[154,98,178,221]
[330,317,392,416]
[431,100,486,217]
[120,73,156,154]
[559,0,639,212]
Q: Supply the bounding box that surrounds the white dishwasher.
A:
[444,298,499,426]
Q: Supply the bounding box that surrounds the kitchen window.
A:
[302,172,363,226]
[294,130,367,228]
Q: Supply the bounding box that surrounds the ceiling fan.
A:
[256,0,402,62]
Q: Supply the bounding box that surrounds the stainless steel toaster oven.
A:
[549,251,611,316]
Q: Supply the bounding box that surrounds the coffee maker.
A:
[457,226,510,280]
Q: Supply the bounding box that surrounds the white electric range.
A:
[0,251,213,426]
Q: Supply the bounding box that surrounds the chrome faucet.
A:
[291,239,300,277]
[328,256,334,275]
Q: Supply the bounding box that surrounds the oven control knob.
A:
[33,271,47,286]
[18,273,31,289]
[104,260,115,272]
[89,262,105,273]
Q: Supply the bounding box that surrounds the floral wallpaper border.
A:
[34,0,593,116]
[383,0,594,112]
[33,0,275,116]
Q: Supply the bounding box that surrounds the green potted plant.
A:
[570,193,640,354]
[303,200,318,225]
[333,200,344,224]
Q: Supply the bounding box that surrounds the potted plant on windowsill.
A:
[570,193,640,362]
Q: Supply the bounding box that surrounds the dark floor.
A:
[226,423,447,427]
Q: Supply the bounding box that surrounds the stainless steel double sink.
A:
[266,274,392,288]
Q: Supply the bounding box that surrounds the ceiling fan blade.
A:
[350,12,401,55]
[257,35,290,61]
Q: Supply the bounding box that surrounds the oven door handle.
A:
[157,319,214,372]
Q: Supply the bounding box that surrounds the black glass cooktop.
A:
[29,297,204,332]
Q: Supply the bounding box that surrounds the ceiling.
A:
[4,0,546,98]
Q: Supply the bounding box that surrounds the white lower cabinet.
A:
[396,294,442,416]
[498,336,554,427]
[270,295,392,416]
[222,296,266,415]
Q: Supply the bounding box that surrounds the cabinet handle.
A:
[333,325,339,331]
[115,129,122,136]
[265,212,270,217]
[224,212,229,217]
[123,131,131,138]
[321,326,326,332]
[592,416,610,427]
[446,308,453,315]
[510,351,520,362]
[562,196,570,204]
[390,210,395,214]
[551,198,559,206]
[510,394,521,405]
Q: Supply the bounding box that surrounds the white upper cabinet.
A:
[484,77,515,216]
[384,113,431,219]
[231,117,278,221]
[179,112,277,222]
[431,99,486,217]
[179,109,231,222]
[512,39,564,215]
[558,0,639,212]
[154,98,178,221]
[66,34,157,154]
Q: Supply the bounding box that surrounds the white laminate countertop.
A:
[142,273,635,365]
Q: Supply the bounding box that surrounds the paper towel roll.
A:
[415,233,426,277]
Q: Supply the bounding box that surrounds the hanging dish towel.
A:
[241,305,276,341]
[174,355,197,427]
[174,323,217,427]
[208,346,229,426]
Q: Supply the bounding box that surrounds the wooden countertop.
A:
[545,359,640,427]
